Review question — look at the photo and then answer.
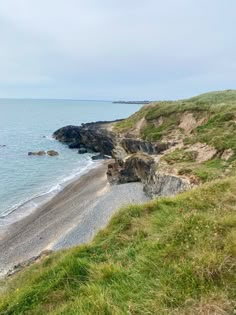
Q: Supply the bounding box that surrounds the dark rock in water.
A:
[91,153,111,160]
[53,125,82,143]
[28,151,46,156]
[47,150,59,156]
[0,144,6,147]
[78,148,88,154]
[69,141,81,149]
[53,121,119,156]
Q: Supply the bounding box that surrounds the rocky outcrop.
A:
[53,122,118,156]
[107,153,155,184]
[144,173,190,198]
[53,125,81,143]
[121,138,169,155]
[53,122,190,198]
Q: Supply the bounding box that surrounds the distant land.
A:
[112,100,151,104]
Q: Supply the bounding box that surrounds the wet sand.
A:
[0,161,149,276]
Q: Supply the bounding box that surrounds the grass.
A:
[115,90,236,153]
[0,176,235,315]
[162,149,198,165]
[1,90,236,314]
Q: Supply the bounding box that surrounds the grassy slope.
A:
[115,90,236,152]
[0,90,236,314]
[0,177,235,314]
[116,90,236,183]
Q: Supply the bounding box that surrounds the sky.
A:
[0,0,236,100]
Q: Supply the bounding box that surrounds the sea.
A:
[0,99,142,223]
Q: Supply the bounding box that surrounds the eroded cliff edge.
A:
[53,90,236,198]
[53,121,190,198]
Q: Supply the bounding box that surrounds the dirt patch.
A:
[221,148,234,161]
[186,143,217,162]
[179,112,207,134]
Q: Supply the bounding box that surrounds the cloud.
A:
[0,0,235,99]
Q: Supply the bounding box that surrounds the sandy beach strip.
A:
[0,161,149,277]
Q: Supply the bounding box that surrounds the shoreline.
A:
[0,161,149,277]
[0,158,97,222]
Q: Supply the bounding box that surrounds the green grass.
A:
[162,149,198,165]
[1,177,235,315]
[115,90,236,153]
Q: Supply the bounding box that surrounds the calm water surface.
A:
[0,99,142,219]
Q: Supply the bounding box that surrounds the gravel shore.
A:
[0,161,149,277]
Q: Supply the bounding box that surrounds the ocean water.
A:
[0,99,142,222]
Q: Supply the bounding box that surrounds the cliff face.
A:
[53,122,189,198]
[53,90,236,198]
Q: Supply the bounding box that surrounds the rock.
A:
[28,151,46,156]
[53,121,119,155]
[91,153,111,160]
[107,153,155,184]
[121,138,169,155]
[53,125,82,143]
[47,150,59,156]
[68,141,81,149]
[144,173,190,198]
[78,148,88,154]
[0,144,6,147]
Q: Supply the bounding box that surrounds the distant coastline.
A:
[112,100,150,104]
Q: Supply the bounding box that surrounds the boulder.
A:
[47,150,59,156]
[78,148,88,154]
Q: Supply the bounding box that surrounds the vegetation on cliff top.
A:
[0,176,235,314]
[115,89,236,152]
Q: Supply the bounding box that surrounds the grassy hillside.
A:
[116,90,236,184]
[0,176,235,314]
[115,90,236,152]
[0,90,236,315]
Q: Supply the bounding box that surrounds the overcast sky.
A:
[0,0,235,100]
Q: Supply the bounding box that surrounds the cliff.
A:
[1,90,236,314]
[53,89,236,198]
